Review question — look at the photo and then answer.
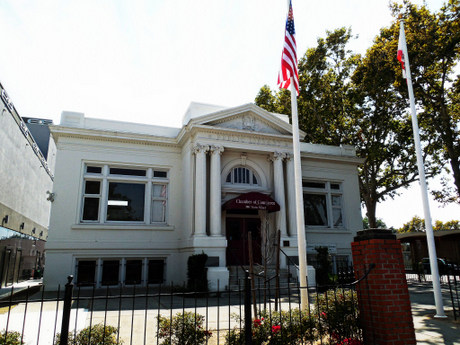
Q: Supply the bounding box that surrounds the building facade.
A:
[0,82,55,287]
[44,102,362,290]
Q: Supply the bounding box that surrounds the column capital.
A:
[192,143,209,155]
[269,151,287,162]
[284,152,294,161]
[209,145,224,155]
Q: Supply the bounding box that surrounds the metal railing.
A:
[405,271,460,320]
[0,271,366,345]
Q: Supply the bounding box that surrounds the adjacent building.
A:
[0,82,55,287]
[44,102,362,290]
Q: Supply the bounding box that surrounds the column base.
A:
[207,267,229,291]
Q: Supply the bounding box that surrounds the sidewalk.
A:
[0,280,459,344]
[409,282,460,344]
[0,279,42,300]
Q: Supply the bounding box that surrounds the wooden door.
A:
[226,218,261,266]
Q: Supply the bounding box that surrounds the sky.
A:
[0,0,458,228]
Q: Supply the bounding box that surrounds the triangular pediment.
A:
[185,103,304,137]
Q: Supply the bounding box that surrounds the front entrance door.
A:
[226,218,262,266]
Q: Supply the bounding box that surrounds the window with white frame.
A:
[81,164,168,224]
[303,181,343,228]
[225,167,259,186]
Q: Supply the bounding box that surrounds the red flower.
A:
[339,338,363,345]
[271,325,281,334]
[253,319,262,327]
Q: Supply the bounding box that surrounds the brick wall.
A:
[352,230,416,345]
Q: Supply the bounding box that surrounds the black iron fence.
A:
[405,271,460,320]
[0,270,365,345]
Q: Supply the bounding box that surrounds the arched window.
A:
[226,167,259,186]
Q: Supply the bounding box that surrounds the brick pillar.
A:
[351,229,416,345]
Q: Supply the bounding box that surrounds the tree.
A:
[256,1,459,228]
[351,29,440,228]
[434,219,460,231]
[390,1,460,204]
[397,215,426,232]
[397,216,460,232]
[256,28,430,228]
[362,217,387,229]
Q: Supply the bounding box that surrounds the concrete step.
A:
[227,265,297,291]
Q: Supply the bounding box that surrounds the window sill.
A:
[72,224,174,231]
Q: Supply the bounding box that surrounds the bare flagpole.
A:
[399,20,445,317]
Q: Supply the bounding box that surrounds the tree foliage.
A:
[255,1,459,227]
[390,0,460,205]
[362,217,387,229]
[397,215,460,232]
[256,28,424,229]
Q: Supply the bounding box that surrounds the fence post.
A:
[60,275,74,345]
[244,271,253,345]
[352,229,416,345]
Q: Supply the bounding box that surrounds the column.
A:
[285,153,296,237]
[209,145,224,236]
[271,152,287,237]
[193,143,209,236]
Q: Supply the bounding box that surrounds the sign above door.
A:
[222,192,280,213]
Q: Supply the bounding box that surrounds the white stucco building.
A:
[0,82,55,287]
[44,102,362,290]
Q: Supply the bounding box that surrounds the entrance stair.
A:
[227,265,296,291]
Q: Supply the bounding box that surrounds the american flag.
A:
[278,0,299,95]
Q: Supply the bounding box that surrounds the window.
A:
[82,181,101,221]
[107,182,145,221]
[225,167,259,186]
[101,260,120,286]
[75,257,165,287]
[76,260,96,286]
[81,165,169,224]
[148,260,165,284]
[125,260,142,285]
[303,181,343,228]
[152,184,167,222]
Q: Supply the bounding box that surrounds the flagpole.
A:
[400,21,445,317]
[290,80,309,310]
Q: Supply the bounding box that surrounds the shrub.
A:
[315,246,333,287]
[55,324,121,345]
[187,253,208,292]
[225,290,361,345]
[335,338,363,345]
[316,289,361,343]
[157,312,212,345]
[0,331,23,345]
[225,309,317,345]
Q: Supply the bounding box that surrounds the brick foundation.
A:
[351,229,416,345]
